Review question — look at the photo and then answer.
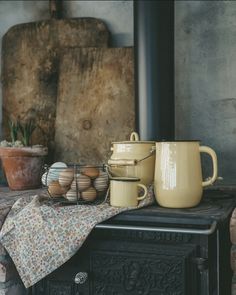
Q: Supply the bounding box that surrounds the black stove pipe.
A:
[134,0,175,141]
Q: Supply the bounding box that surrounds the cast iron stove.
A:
[30,189,236,295]
[99,189,236,229]
[96,189,236,295]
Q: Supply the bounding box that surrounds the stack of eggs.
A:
[41,162,109,203]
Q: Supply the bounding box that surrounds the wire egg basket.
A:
[41,163,110,205]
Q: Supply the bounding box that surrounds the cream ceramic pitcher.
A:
[154,141,218,208]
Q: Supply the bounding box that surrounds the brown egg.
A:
[71,174,91,192]
[98,171,109,182]
[81,166,99,179]
[66,189,80,202]
[48,180,67,197]
[59,168,74,187]
[94,177,109,192]
[81,186,97,202]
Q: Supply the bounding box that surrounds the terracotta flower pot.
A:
[0,146,48,190]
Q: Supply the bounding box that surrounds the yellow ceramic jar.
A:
[108,132,155,185]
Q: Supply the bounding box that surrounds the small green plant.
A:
[19,120,36,146]
[8,120,19,144]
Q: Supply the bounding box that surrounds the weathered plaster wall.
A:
[0,1,236,185]
[175,1,236,185]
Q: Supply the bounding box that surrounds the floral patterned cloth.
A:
[0,186,154,288]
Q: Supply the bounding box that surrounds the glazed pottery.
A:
[110,177,148,207]
[108,132,155,185]
[154,141,218,208]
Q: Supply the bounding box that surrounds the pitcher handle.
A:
[137,184,148,200]
[199,146,218,187]
[130,132,140,141]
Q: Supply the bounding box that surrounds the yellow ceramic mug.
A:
[110,177,148,207]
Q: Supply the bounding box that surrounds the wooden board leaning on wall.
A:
[1,18,109,161]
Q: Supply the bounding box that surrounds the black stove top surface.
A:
[110,189,236,227]
[148,189,234,216]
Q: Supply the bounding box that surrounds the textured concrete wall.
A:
[175,1,236,185]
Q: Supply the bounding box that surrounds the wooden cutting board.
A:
[54,47,135,164]
[1,18,109,160]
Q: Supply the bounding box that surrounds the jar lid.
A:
[112,132,155,145]
[112,140,155,144]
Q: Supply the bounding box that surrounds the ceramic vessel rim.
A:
[0,146,48,156]
[110,177,140,182]
[112,141,155,145]
[157,140,200,142]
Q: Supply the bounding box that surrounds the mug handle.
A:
[137,184,148,200]
[199,146,218,187]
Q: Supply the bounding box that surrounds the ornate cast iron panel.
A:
[31,280,75,295]
[46,281,74,295]
[89,242,198,295]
